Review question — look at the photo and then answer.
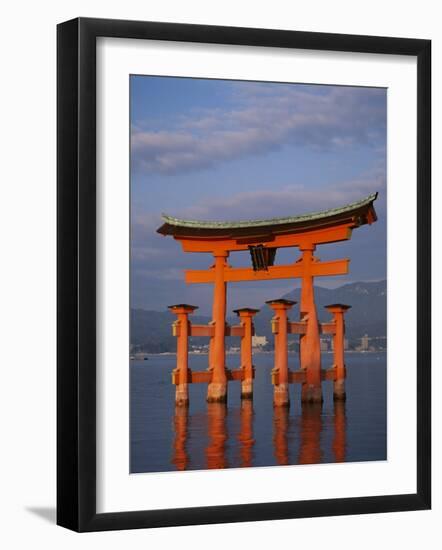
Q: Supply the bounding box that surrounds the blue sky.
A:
[130,76,386,315]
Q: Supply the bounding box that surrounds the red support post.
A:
[168,304,198,406]
[207,251,229,403]
[267,299,296,407]
[325,304,351,401]
[234,307,259,399]
[299,245,323,404]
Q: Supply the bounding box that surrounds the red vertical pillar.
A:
[234,308,259,399]
[169,304,198,406]
[299,245,323,403]
[208,320,215,373]
[325,304,351,401]
[207,251,229,403]
[267,299,296,407]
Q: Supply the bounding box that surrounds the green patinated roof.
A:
[160,192,378,230]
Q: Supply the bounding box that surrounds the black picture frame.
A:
[57,17,431,532]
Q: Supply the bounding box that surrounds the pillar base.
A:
[333,380,346,401]
[241,380,253,400]
[207,382,227,403]
[273,384,290,407]
[301,383,323,404]
[175,384,189,407]
[241,392,253,400]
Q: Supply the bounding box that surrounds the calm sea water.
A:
[130,352,386,473]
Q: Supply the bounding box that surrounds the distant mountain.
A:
[253,279,387,343]
[131,280,386,352]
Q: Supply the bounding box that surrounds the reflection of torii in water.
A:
[158,193,378,406]
[171,400,347,470]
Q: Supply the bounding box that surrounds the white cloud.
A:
[169,173,386,222]
[131,85,386,175]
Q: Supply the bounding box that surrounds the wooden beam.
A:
[187,369,246,384]
[320,322,336,334]
[226,325,245,337]
[322,368,338,381]
[189,324,214,337]
[189,370,211,383]
[227,368,245,381]
[188,324,245,337]
[288,370,306,383]
[185,258,349,284]
[273,368,337,385]
[288,321,307,334]
[177,224,353,253]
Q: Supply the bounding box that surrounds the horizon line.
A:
[131,278,386,312]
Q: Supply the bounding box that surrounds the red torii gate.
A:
[158,192,378,406]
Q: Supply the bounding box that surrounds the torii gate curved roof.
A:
[157,192,378,238]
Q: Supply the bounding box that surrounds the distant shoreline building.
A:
[362,334,369,351]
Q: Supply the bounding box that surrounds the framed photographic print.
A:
[57,17,431,532]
